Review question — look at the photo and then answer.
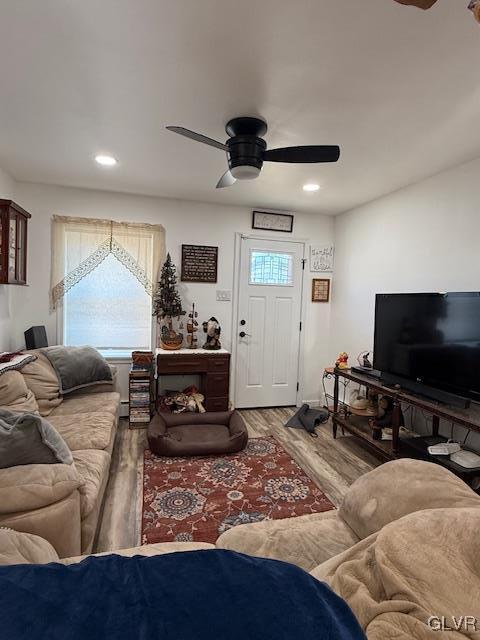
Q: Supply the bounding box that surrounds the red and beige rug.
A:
[142,436,334,545]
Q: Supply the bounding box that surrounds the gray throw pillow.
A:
[42,346,112,395]
[0,409,73,469]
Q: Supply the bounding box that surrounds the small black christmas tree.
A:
[153,253,186,321]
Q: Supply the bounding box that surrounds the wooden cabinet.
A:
[0,200,31,285]
[156,350,230,412]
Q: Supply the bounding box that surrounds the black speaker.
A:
[24,326,48,350]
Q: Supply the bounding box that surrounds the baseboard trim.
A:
[300,399,323,408]
[119,401,129,418]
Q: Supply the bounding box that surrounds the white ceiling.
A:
[0,0,479,215]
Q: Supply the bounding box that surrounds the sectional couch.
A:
[0,350,120,557]
[2,459,480,639]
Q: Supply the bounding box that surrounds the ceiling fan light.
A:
[230,165,261,180]
[95,154,117,166]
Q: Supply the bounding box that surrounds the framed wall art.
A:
[252,210,294,233]
[181,244,218,283]
[312,278,331,303]
[310,245,334,273]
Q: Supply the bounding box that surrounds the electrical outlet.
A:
[216,290,232,302]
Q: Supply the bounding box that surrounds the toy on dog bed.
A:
[161,385,206,414]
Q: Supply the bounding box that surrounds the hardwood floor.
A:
[94,408,382,553]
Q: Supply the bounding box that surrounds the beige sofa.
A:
[0,527,214,566]
[2,459,480,638]
[0,350,120,558]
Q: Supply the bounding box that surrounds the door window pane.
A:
[250,251,293,286]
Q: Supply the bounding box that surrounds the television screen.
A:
[374,292,480,401]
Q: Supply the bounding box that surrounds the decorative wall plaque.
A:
[312,278,331,302]
[310,245,334,272]
[181,244,218,283]
[252,210,294,233]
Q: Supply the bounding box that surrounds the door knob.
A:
[239,331,252,338]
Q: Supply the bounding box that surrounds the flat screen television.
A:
[374,292,480,404]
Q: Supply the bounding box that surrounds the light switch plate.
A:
[216,290,232,302]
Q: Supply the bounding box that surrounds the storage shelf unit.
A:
[129,366,154,428]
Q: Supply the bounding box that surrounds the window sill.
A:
[98,349,134,362]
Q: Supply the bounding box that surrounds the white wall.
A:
[331,156,480,449]
[12,182,334,404]
[0,166,16,351]
[5,155,480,445]
[5,155,480,441]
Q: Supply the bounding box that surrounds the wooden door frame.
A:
[231,232,308,409]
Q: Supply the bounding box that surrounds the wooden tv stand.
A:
[332,368,480,485]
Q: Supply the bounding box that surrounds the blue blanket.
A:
[0,550,366,639]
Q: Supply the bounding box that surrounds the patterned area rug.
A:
[142,436,334,545]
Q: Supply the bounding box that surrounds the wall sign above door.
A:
[252,210,294,233]
[181,244,218,283]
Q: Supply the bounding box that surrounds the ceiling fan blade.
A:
[166,126,228,151]
[263,145,340,163]
[216,170,236,189]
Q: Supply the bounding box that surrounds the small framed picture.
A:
[252,210,294,233]
[312,278,330,302]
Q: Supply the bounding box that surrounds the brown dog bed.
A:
[148,410,248,457]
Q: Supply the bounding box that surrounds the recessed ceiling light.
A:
[95,154,117,166]
[303,183,320,192]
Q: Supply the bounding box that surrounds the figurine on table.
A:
[202,317,221,350]
[186,303,199,349]
[369,396,404,440]
[354,350,373,370]
[335,352,349,369]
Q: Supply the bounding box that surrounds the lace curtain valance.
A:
[51,215,166,309]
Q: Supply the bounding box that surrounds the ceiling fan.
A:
[166,117,340,189]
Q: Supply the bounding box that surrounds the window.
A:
[250,250,294,286]
[64,254,152,353]
[52,215,165,357]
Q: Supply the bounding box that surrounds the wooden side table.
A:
[156,348,230,412]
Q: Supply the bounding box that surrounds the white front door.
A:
[235,237,304,408]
